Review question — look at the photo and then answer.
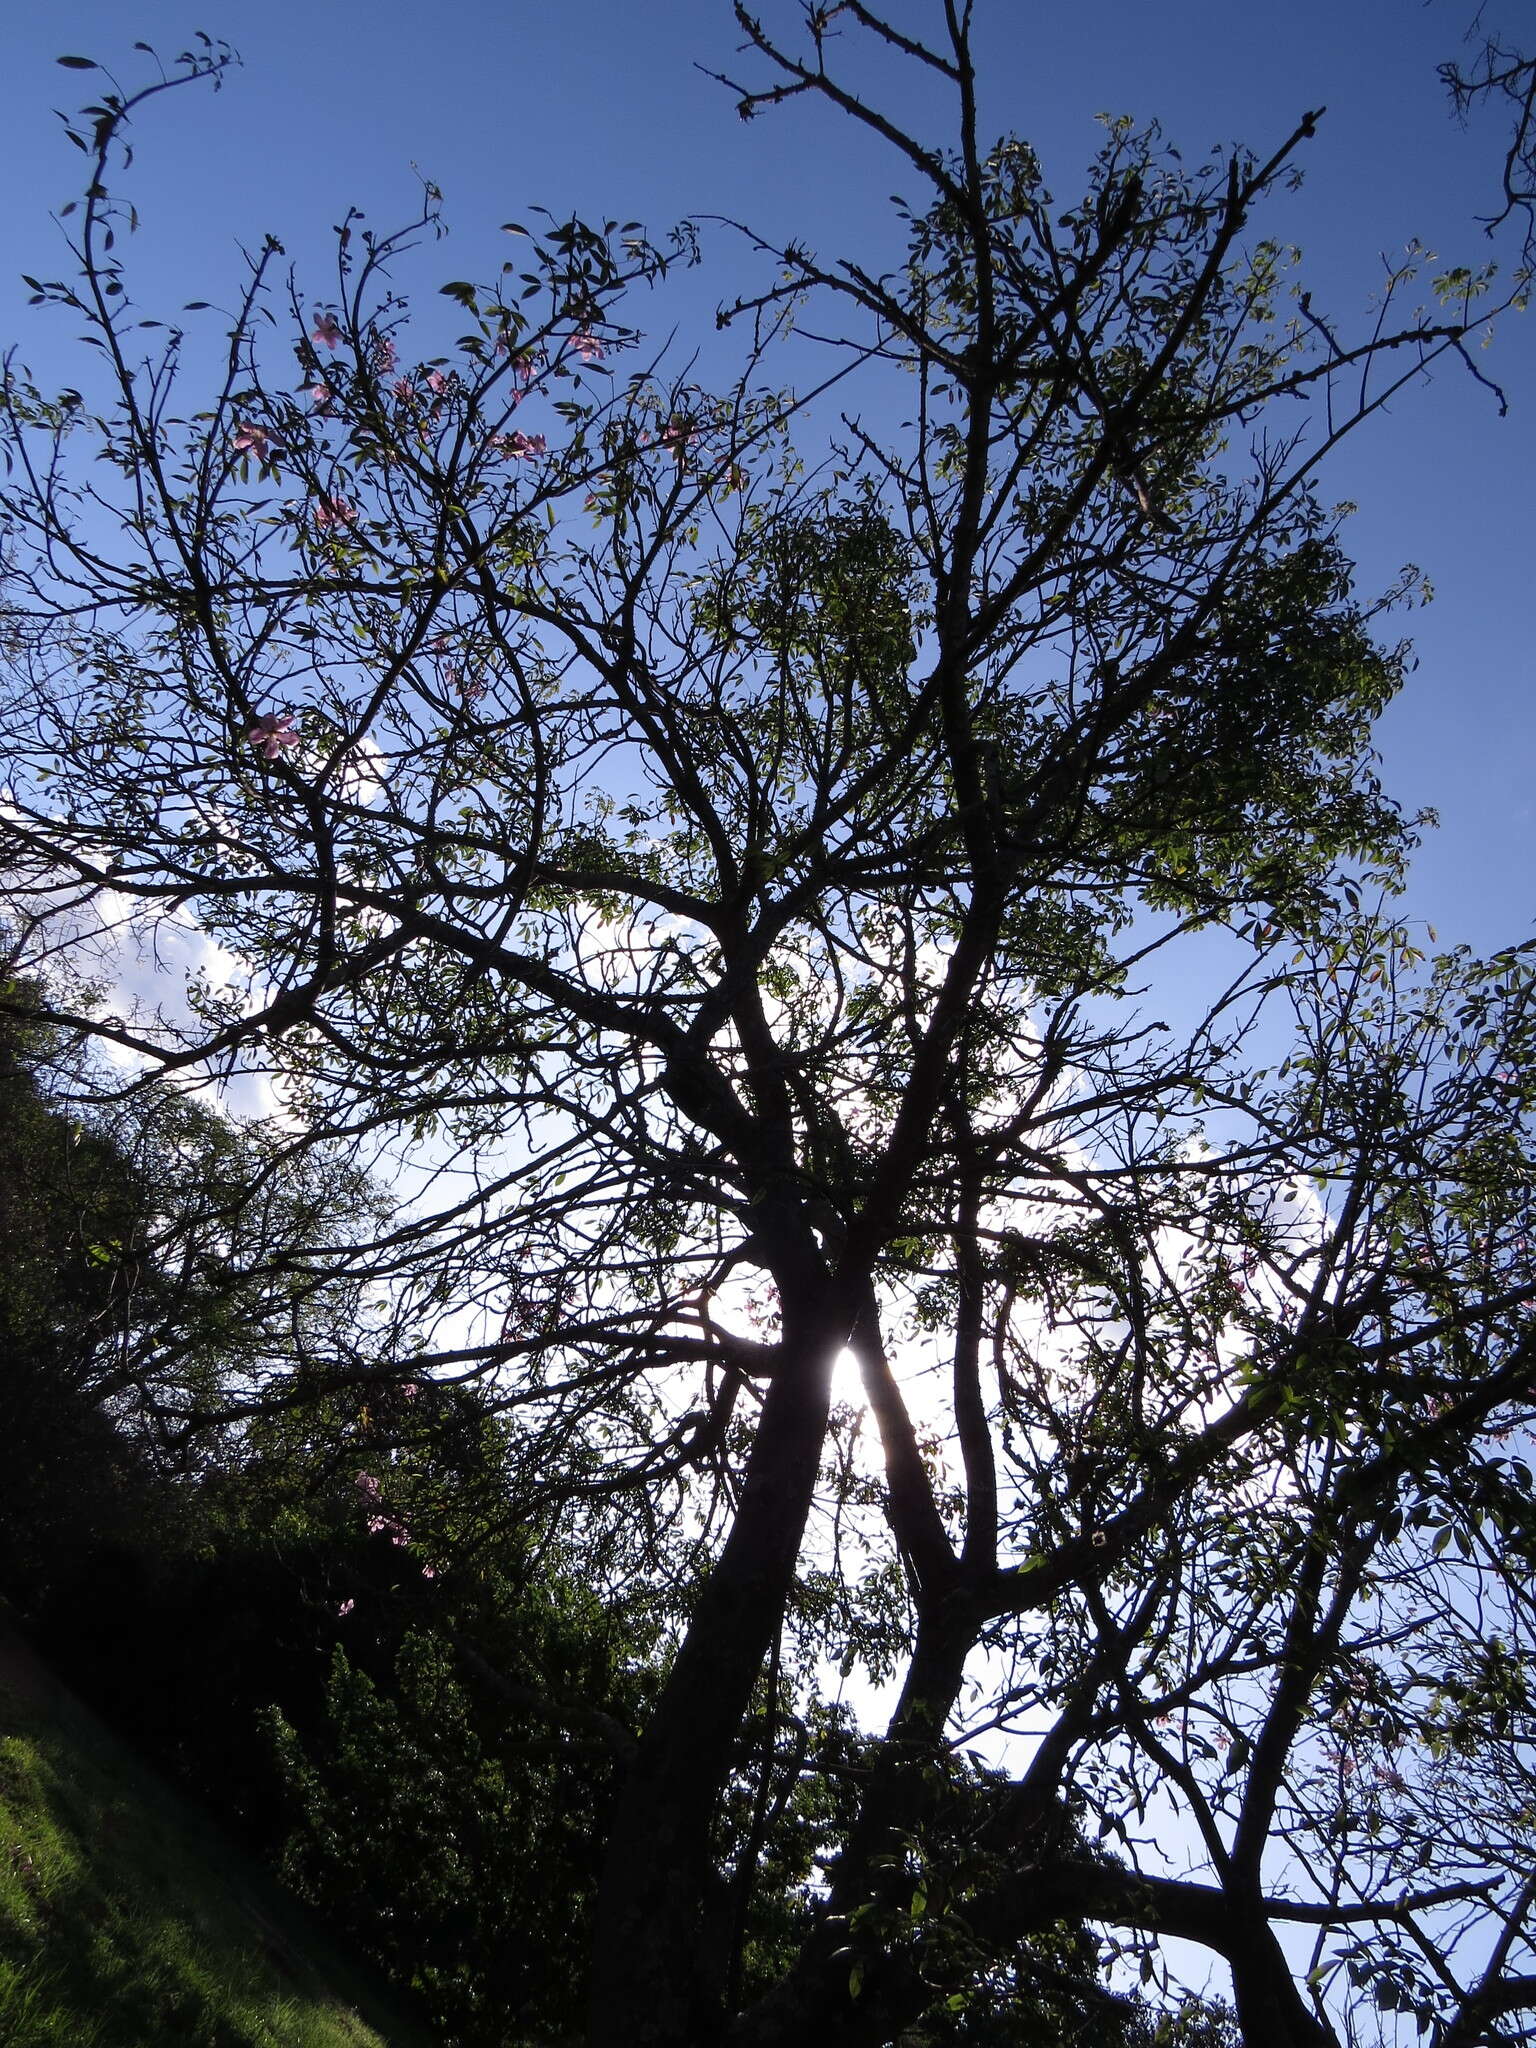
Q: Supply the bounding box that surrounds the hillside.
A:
[0,1618,429,2048]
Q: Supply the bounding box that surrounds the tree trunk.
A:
[585,1289,846,2047]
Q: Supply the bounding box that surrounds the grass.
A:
[0,1633,429,2048]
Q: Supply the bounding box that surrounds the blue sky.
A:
[2,0,1530,952]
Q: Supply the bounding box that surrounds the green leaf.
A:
[56,54,98,69]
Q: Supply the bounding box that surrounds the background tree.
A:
[0,979,177,1592]
[0,998,667,2045]
[2,8,1534,2046]
[0,962,410,1457]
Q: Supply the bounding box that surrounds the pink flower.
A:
[311,311,343,350]
[310,384,334,413]
[426,369,450,395]
[355,1471,381,1500]
[511,351,536,386]
[420,1564,436,1580]
[491,430,546,459]
[337,1598,355,1617]
[366,1514,391,1535]
[373,335,397,371]
[231,421,278,461]
[399,1381,419,1399]
[247,712,300,761]
[392,376,415,400]
[570,330,604,363]
[313,494,357,529]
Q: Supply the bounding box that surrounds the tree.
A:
[0,980,176,1589]
[2,9,1534,2045]
[0,969,407,1463]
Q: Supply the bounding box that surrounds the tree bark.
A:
[585,1282,848,2047]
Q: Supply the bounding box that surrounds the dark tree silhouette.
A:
[2,11,1534,2045]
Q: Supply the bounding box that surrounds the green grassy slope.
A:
[0,1623,429,2048]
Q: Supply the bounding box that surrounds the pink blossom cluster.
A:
[231,421,280,463]
[440,661,486,705]
[247,711,300,761]
[356,1471,411,1542]
[313,495,357,529]
[352,1469,436,1583]
[489,430,546,458]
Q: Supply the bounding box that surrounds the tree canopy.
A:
[2,8,1534,2046]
